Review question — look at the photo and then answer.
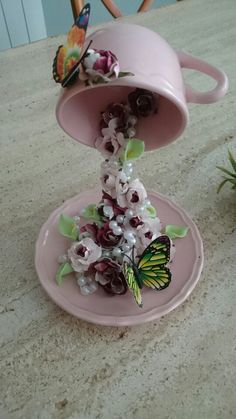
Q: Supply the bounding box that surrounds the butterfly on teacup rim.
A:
[52,3,91,88]
[123,235,172,307]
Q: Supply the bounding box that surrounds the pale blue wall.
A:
[0,0,176,51]
[0,0,46,51]
[42,0,176,37]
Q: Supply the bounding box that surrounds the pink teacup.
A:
[56,23,228,151]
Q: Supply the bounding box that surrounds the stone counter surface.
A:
[0,0,235,418]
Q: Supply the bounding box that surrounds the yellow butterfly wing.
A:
[138,236,172,290]
[123,263,143,308]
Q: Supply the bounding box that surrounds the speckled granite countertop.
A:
[0,0,235,418]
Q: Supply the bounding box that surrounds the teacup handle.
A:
[177,51,228,104]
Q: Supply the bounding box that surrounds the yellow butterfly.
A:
[123,236,172,307]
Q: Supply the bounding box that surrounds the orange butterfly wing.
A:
[52,3,90,85]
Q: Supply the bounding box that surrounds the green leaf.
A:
[146,205,157,218]
[216,166,236,179]
[82,204,101,222]
[228,150,236,172]
[227,178,236,185]
[58,214,78,240]
[122,139,145,161]
[217,178,229,193]
[56,262,74,285]
[164,225,189,239]
[118,71,134,78]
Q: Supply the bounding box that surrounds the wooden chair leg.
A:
[70,0,84,20]
[101,0,123,18]
[138,0,154,13]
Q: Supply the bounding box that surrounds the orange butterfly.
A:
[53,3,91,88]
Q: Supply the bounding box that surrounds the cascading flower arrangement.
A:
[56,88,188,306]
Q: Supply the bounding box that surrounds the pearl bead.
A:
[116,215,124,224]
[127,236,136,246]
[119,171,128,183]
[73,215,80,222]
[126,162,133,168]
[109,220,117,229]
[103,205,113,218]
[89,282,98,293]
[127,127,136,138]
[80,285,92,296]
[77,276,87,287]
[103,251,110,258]
[124,230,133,240]
[125,209,134,219]
[145,200,151,207]
[112,247,122,257]
[138,206,145,213]
[127,115,138,126]
[122,243,131,252]
[113,226,122,236]
[124,167,133,176]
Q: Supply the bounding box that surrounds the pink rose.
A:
[117,178,147,209]
[115,171,129,197]
[95,118,125,159]
[100,162,119,198]
[136,217,162,254]
[83,49,120,82]
[68,238,102,272]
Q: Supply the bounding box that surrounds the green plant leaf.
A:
[227,178,236,185]
[217,178,229,193]
[118,71,134,78]
[216,166,236,179]
[82,204,101,222]
[122,139,145,161]
[164,224,188,239]
[228,150,236,172]
[56,262,74,285]
[58,214,78,240]
[146,205,157,218]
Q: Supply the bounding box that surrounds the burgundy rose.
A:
[102,192,126,216]
[97,222,122,249]
[101,103,128,131]
[129,216,144,229]
[128,88,157,117]
[94,259,127,295]
[80,223,98,241]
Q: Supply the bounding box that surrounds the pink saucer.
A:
[35,189,203,326]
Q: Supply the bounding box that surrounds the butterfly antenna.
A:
[122,254,133,265]
[80,39,93,60]
[132,245,135,264]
